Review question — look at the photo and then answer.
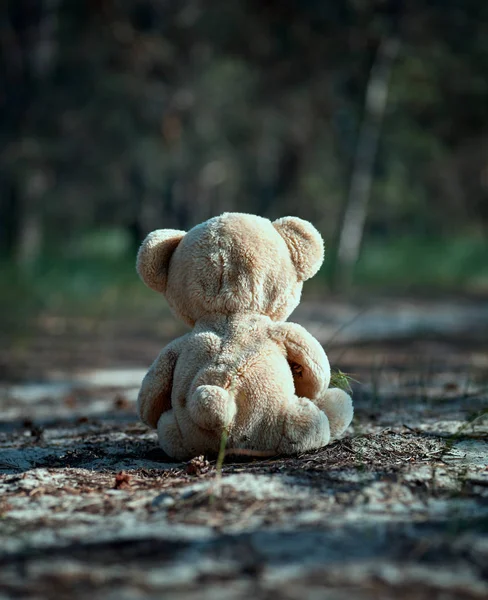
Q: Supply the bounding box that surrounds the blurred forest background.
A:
[1,0,488,325]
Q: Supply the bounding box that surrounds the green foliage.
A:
[0,251,163,329]
[330,369,356,393]
[354,235,488,289]
[1,1,488,296]
[2,0,488,260]
[2,229,487,335]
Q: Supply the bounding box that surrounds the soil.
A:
[0,297,487,600]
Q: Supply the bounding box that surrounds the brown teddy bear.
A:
[136,212,353,459]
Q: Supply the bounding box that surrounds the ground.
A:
[0,296,487,600]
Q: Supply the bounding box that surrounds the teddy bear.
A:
[136,212,353,460]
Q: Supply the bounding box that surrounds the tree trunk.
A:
[15,171,50,268]
[0,174,21,258]
[0,0,61,265]
[334,37,400,289]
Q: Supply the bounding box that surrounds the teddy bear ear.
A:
[136,229,186,293]
[273,217,324,281]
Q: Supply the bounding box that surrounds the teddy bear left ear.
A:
[273,217,324,281]
[137,229,186,293]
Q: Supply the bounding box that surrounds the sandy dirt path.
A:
[1,298,487,599]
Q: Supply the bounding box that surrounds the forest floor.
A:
[0,296,487,600]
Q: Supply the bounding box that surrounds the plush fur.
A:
[136,212,353,459]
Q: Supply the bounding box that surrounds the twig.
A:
[224,448,279,458]
[402,423,419,433]
[325,307,371,349]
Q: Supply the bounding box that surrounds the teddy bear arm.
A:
[273,323,331,400]
[137,337,186,429]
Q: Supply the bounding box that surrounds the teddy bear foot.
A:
[276,396,331,454]
[157,410,190,460]
[314,388,353,440]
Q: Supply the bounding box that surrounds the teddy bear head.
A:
[137,213,324,326]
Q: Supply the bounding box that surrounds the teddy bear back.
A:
[137,212,324,326]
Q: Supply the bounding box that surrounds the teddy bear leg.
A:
[313,388,353,440]
[277,397,331,454]
[157,410,189,460]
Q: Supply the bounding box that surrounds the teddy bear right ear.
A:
[273,216,324,281]
[136,229,186,293]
